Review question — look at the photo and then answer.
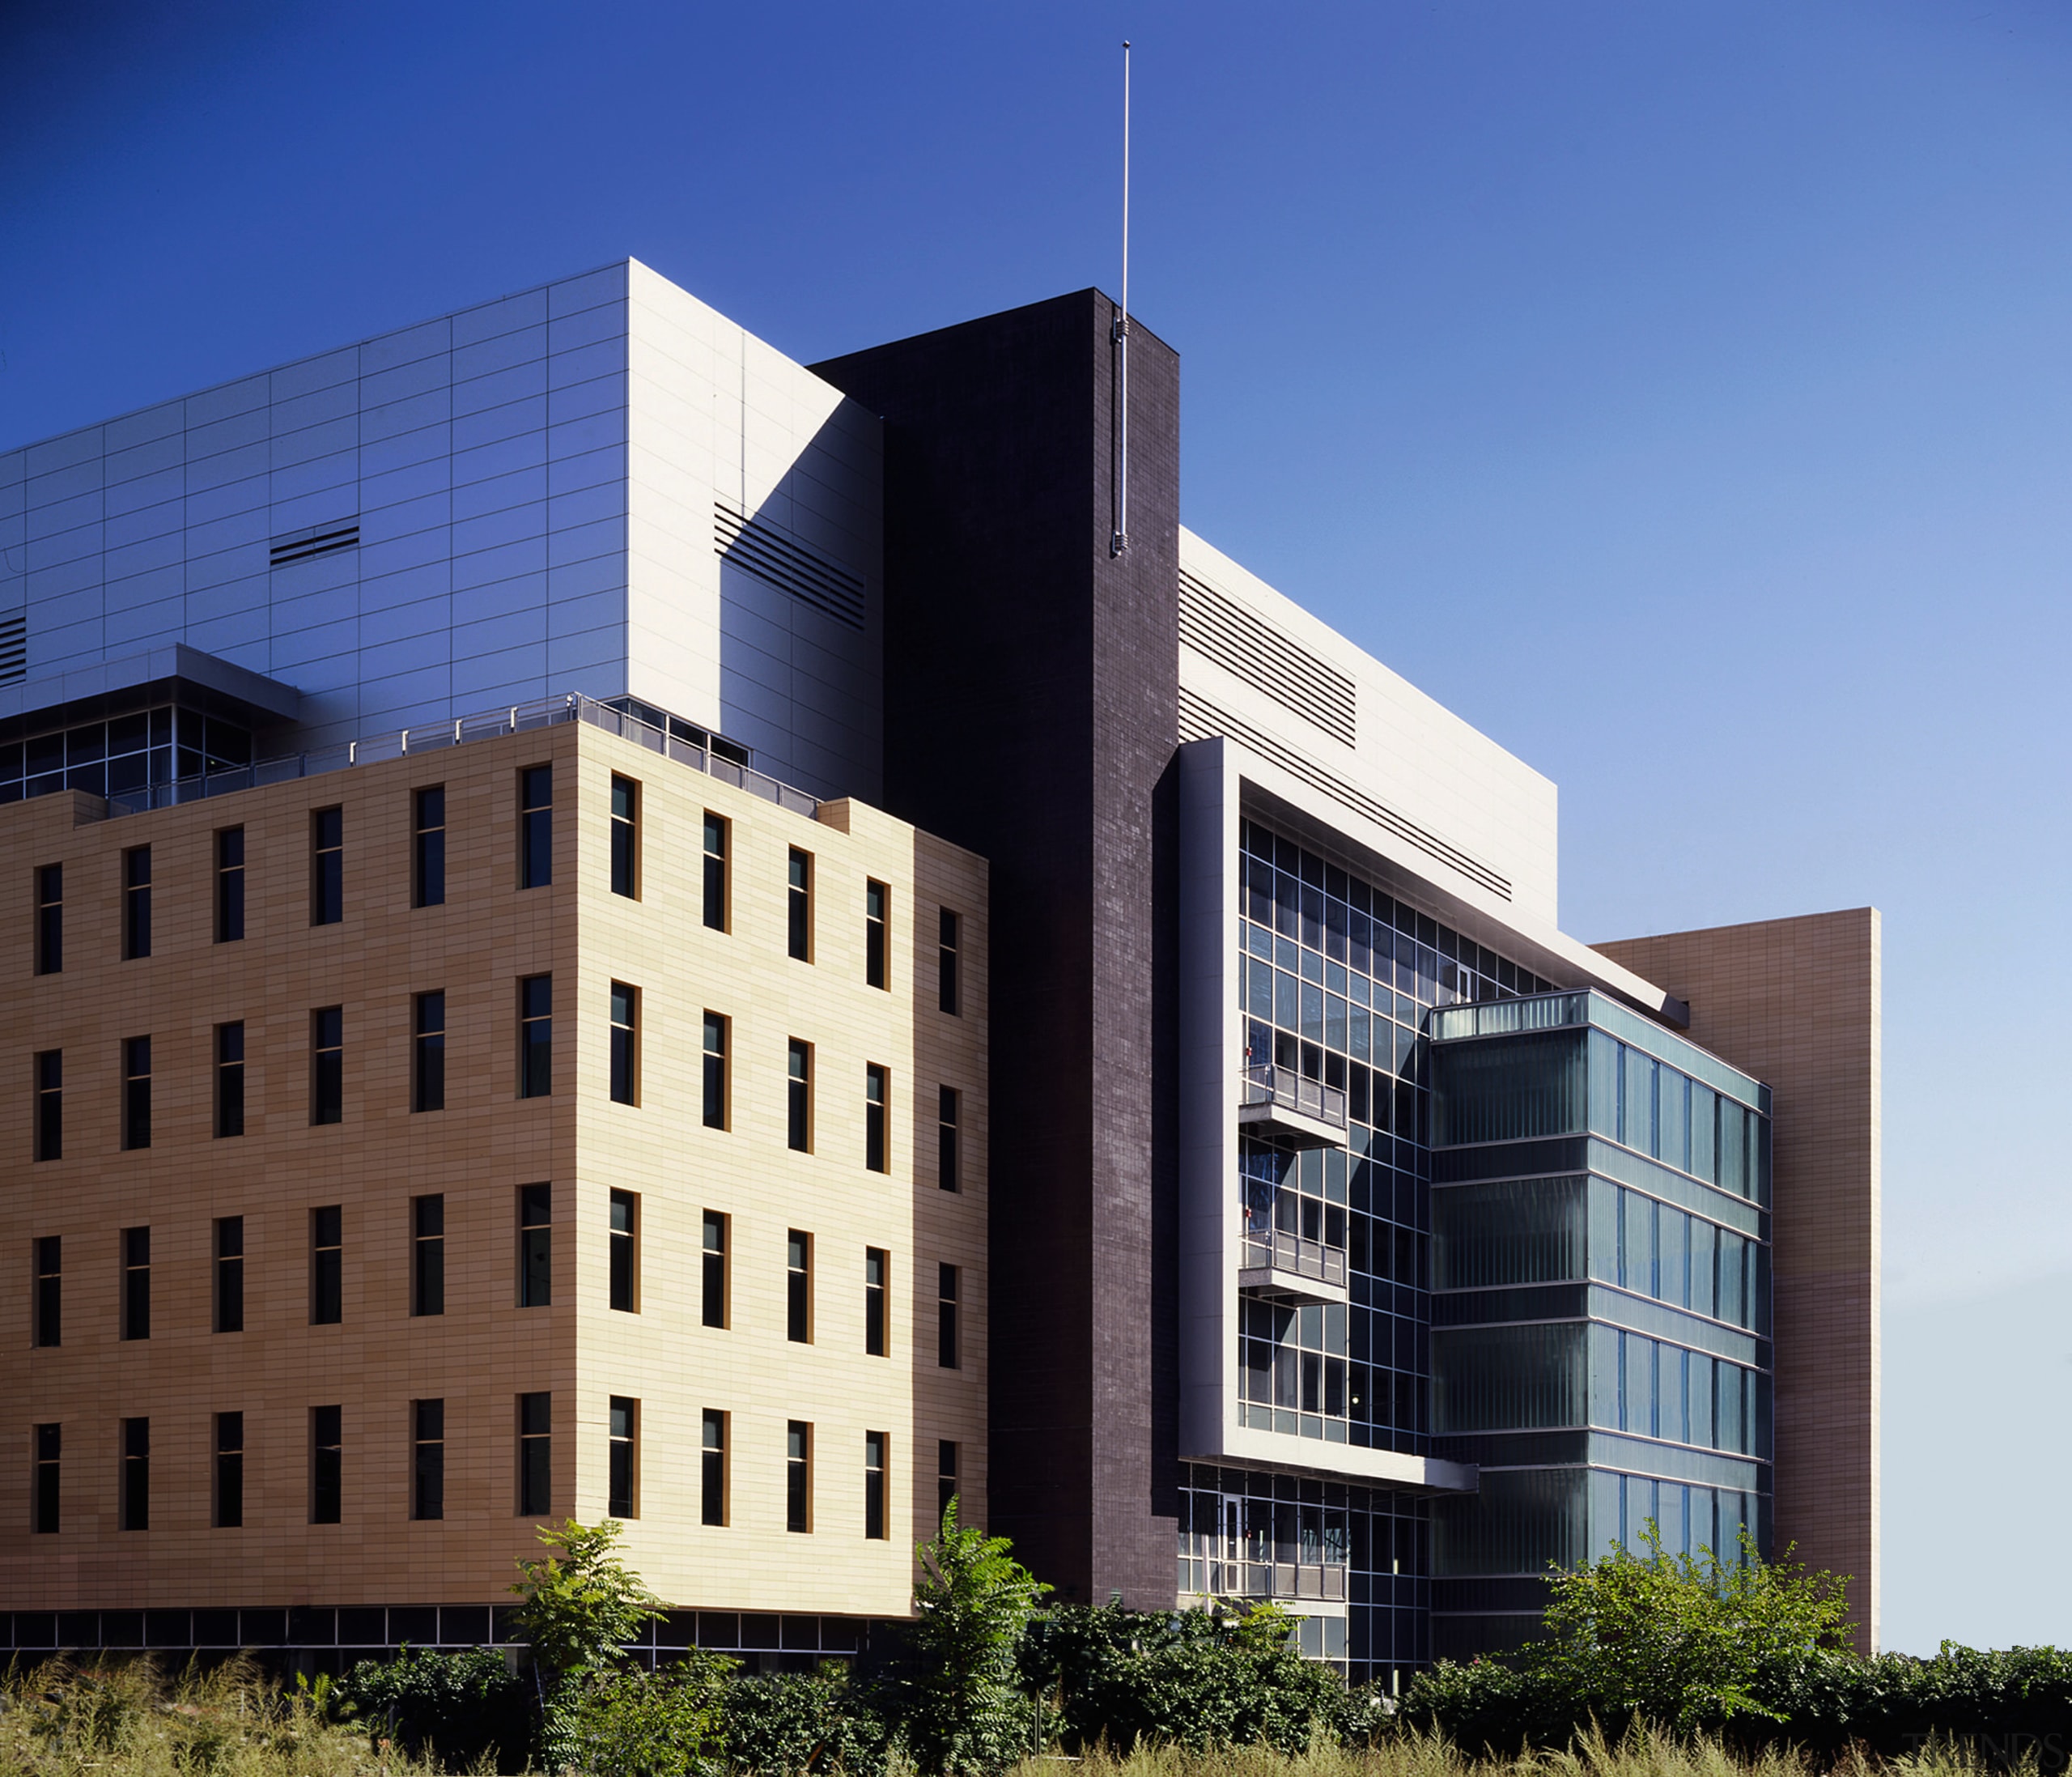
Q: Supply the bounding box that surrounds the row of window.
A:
[30,767,968,1022]
[27,1201,966,1363]
[25,1405,960,1539]
[28,988,966,1183]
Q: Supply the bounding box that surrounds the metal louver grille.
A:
[270,525,360,568]
[1179,568,1357,746]
[0,611,24,685]
[715,502,866,629]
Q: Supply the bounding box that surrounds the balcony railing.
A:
[1191,1559,1347,1604]
[1241,1231,1348,1289]
[1239,1063,1347,1131]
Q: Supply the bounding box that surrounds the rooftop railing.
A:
[1239,1062,1347,1131]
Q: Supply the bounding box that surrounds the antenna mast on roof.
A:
[1110,39,1132,560]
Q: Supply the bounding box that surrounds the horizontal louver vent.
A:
[270,524,360,568]
[0,611,24,685]
[1178,686,1511,902]
[715,502,866,629]
[1179,568,1357,746]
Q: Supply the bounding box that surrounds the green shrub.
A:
[724,1663,894,1775]
[554,1653,733,1776]
[337,1644,532,1771]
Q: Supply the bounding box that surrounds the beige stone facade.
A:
[1594,910,1879,1652]
[0,716,987,1625]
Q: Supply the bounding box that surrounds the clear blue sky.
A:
[6,0,2069,1653]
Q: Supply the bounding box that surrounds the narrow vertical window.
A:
[864,1431,888,1541]
[609,776,639,899]
[609,982,638,1106]
[310,806,343,926]
[121,1036,151,1150]
[938,1086,960,1192]
[310,1405,342,1524]
[700,1410,728,1526]
[412,788,445,908]
[864,1064,888,1174]
[215,827,244,942]
[937,1263,960,1370]
[701,814,728,931]
[122,847,151,960]
[519,1184,552,1307]
[702,1013,728,1129]
[412,1195,444,1317]
[33,1049,62,1161]
[120,1417,149,1529]
[310,1206,342,1325]
[608,1397,637,1518]
[311,1007,343,1125]
[214,1412,244,1528]
[938,908,961,1015]
[787,1040,812,1153]
[413,992,446,1113]
[785,1421,812,1533]
[864,1248,888,1358]
[34,863,62,975]
[518,975,553,1098]
[413,1399,444,1520]
[121,1226,151,1341]
[701,1212,727,1328]
[518,1392,551,1515]
[864,880,888,989]
[33,1423,60,1533]
[518,765,553,889]
[33,1235,61,1348]
[609,1191,638,1313]
[936,1439,958,1524]
[787,1231,813,1344]
[214,1022,244,1138]
[787,848,812,961]
[214,1217,244,1334]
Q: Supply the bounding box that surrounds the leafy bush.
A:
[554,1653,733,1776]
[723,1663,894,1775]
[337,1643,532,1771]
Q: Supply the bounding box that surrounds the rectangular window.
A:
[519,1184,552,1307]
[33,1423,60,1534]
[865,880,888,989]
[939,908,961,1015]
[413,992,445,1113]
[519,765,553,889]
[702,1212,727,1328]
[33,1050,61,1161]
[122,847,151,960]
[702,814,728,931]
[864,1431,888,1541]
[938,1087,960,1192]
[413,1399,444,1521]
[412,1195,444,1317]
[34,863,61,975]
[121,1035,151,1150]
[609,982,638,1105]
[214,1217,244,1334]
[864,1248,888,1358]
[33,1235,60,1348]
[787,1231,813,1344]
[214,1412,244,1528]
[937,1439,958,1524]
[702,1013,728,1129]
[864,1064,889,1173]
[121,1226,151,1341]
[311,1007,343,1125]
[120,1417,149,1530]
[519,975,553,1098]
[610,776,639,899]
[310,1206,342,1325]
[413,787,445,908]
[310,1405,342,1524]
[937,1263,960,1370]
[609,1191,638,1313]
[701,1410,728,1526]
[310,806,343,926]
[787,1040,812,1152]
[787,848,812,961]
[609,1397,637,1518]
[518,1392,551,1515]
[786,1421,812,1533]
[214,1022,244,1138]
[215,827,244,942]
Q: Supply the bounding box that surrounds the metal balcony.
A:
[1239,1232,1348,1304]
[1238,1063,1347,1149]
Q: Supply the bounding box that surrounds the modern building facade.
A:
[0,260,1879,1680]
